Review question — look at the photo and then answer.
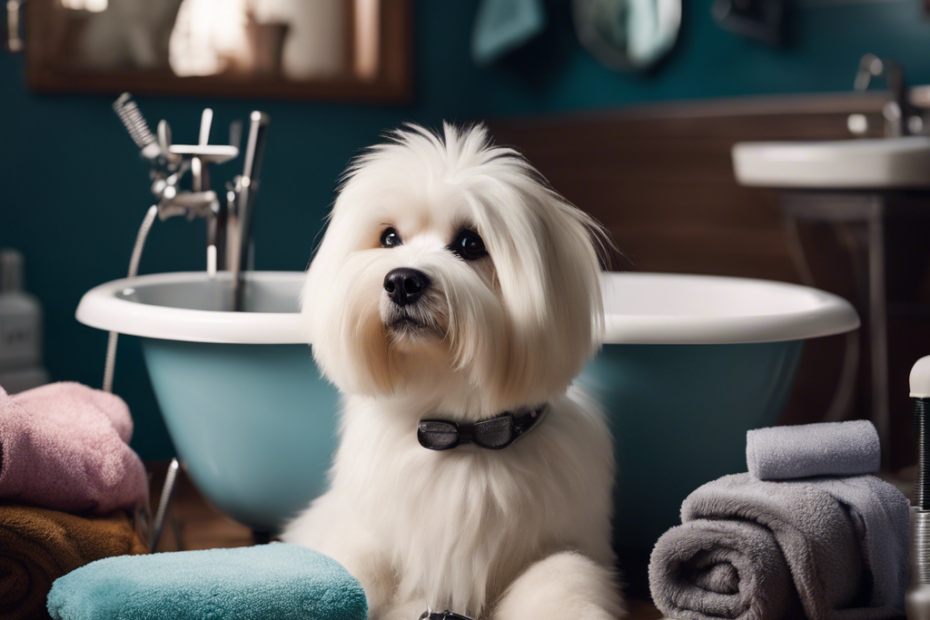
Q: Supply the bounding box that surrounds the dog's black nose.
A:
[384,268,430,306]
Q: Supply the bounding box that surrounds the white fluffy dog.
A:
[282,124,623,620]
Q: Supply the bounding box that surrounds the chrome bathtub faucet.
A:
[110,93,271,551]
[111,93,268,289]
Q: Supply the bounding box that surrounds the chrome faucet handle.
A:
[853,53,918,137]
[167,144,239,165]
[853,53,887,92]
[157,119,184,169]
[154,183,218,219]
[191,108,213,194]
[165,190,219,218]
[151,172,218,221]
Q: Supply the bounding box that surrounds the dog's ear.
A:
[534,189,609,352]
[471,166,608,405]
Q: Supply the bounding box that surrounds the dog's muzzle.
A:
[383,268,430,306]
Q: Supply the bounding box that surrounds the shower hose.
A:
[102,204,158,394]
[100,205,177,552]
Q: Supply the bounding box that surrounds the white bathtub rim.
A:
[76,271,308,345]
[601,272,859,344]
[75,271,860,345]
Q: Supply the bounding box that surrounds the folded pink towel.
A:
[0,382,148,514]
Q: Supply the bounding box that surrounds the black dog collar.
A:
[419,611,475,620]
[417,405,547,451]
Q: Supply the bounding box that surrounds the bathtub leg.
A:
[151,458,181,552]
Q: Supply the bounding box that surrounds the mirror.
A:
[572,0,681,72]
[24,0,412,101]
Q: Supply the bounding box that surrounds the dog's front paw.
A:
[493,552,625,620]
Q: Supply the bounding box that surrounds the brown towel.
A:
[0,504,148,620]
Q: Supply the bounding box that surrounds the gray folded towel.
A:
[746,420,880,481]
[649,473,909,620]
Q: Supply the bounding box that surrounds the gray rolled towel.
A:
[649,473,909,620]
[650,519,805,620]
[746,420,880,481]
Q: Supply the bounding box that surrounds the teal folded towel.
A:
[47,543,367,620]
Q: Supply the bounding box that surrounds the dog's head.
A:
[303,124,607,414]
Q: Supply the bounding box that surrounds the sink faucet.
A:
[112,94,269,308]
[853,53,922,137]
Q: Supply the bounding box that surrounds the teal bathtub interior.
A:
[76,271,858,547]
[580,341,804,548]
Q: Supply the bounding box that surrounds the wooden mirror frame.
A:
[25,0,413,102]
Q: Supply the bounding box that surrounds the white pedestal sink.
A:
[733,136,930,189]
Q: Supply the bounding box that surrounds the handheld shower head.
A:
[112,93,161,160]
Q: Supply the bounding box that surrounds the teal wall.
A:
[2,0,930,459]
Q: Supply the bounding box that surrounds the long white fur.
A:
[282,123,624,619]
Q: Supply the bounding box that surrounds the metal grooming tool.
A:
[908,356,930,620]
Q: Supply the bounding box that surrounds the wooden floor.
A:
[147,461,664,619]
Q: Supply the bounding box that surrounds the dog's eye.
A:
[451,229,487,261]
[380,228,402,248]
